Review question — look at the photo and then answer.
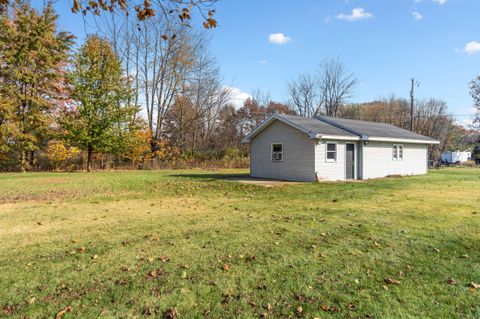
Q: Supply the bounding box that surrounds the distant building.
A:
[441,151,472,164]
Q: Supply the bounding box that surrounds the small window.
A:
[393,144,403,160]
[326,143,337,161]
[271,143,283,161]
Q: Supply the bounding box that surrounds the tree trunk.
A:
[29,151,35,169]
[20,151,26,172]
[87,146,93,172]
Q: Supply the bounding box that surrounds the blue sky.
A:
[48,0,480,123]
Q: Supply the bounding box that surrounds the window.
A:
[271,143,283,161]
[393,144,403,160]
[326,143,337,161]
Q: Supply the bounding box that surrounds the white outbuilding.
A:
[242,114,440,182]
[441,151,471,164]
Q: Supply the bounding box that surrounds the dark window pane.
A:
[327,152,336,160]
[272,144,282,152]
[327,143,336,151]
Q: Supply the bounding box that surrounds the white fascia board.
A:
[367,137,440,144]
[241,116,276,144]
[315,134,360,141]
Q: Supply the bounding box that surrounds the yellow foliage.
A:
[46,141,69,164]
[124,130,152,163]
[46,141,77,170]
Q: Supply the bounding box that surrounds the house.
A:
[242,114,440,182]
[441,151,471,164]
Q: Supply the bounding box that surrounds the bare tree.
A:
[318,58,358,117]
[250,89,271,110]
[287,74,319,117]
[470,75,480,130]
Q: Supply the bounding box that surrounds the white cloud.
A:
[336,7,373,21]
[225,86,251,109]
[268,33,291,45]
[259,60,268,64]
[415,0,447,5]
[464,41,480,55]
[413,11,423,20]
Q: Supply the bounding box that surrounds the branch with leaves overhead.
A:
[69,0,217,28]
[0,0,217,28]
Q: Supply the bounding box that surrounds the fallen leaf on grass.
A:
[164,308,179,319]
[143,308,153,316]
[3,304,14,315]
[296,306,303,314]
[115,278,128,286]
[470,282,480,289]
[461,254,469,259]
[55,305,73,319]
[77,247,86,253]
[321,304,330,311]
[147,269,164,279]
[159,255,170,263]
[223,263,231,271]
[384,278,401,285]
[433,248,440,253]
[447,278,457,285]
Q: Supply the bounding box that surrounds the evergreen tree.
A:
[0,0,73,171]
[62,35,135,171]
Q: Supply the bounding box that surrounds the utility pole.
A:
[410,78,415,132]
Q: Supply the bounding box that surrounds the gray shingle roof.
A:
[243,114,439,143]
[277,115,358,137]
[316,116,438,142]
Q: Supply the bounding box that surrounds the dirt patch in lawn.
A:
[224,176,300,187]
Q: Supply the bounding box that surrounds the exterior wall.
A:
[314,140,358,181]
[250,120,316,182]
[362,141,428,179]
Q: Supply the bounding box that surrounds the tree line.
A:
[0,1,478,172]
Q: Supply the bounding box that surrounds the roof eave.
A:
[242,114,317,143]
[367,137,440,144]
[315,134,360,141]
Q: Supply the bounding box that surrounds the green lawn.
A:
[1,168,479,318]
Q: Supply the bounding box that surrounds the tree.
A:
[287,74,319,117]
[0,0,74,171]
[470,75,480,130]
[62,35,136,171]
[286,58,357,118]
[266,102,296,116]
[0,0,218,28]
[318,58,358,117]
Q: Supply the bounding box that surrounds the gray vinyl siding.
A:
[250,120,316,182]
[314,140,359,181]
[361,141,428,179]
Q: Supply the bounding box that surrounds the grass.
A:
[1,168,480,318]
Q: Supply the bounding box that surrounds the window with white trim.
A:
[271,143,283,161]
[393,144,403,160]
[326,143,337,161]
